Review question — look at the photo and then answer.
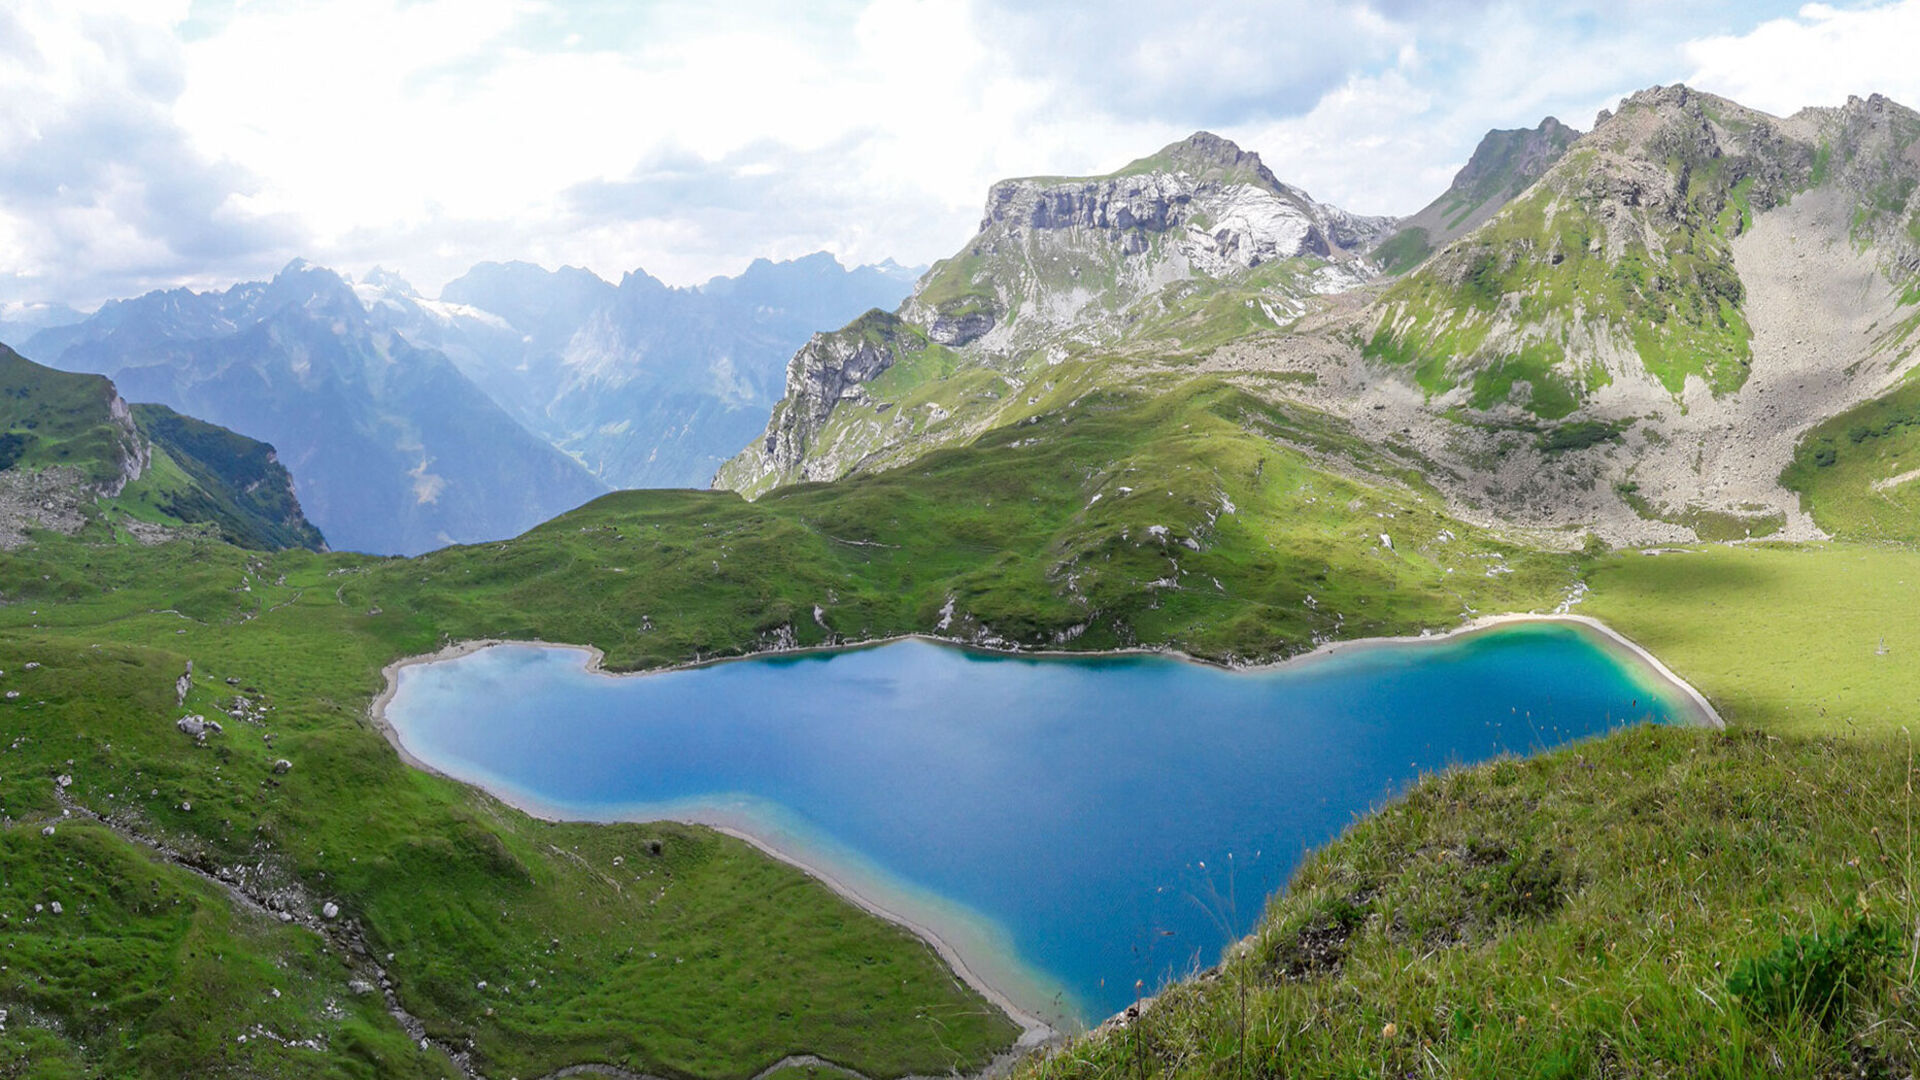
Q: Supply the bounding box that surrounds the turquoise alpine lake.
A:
[380,620,1706,1029]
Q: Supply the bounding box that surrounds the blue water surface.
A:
[384,623,1696,1025]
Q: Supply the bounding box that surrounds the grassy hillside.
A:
[1783,376,1920,543]
[121,404,327,551]
[1017,725,1918,1079]
[1583,542,1920,738]
[427,378,1570,669]
[0,342,138,489]
[0,344,325,552]
[0,549,1019,1078]
[0,372,1580,1075]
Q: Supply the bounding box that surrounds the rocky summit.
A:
[726,86,1920,551]
[717,131,1393,496]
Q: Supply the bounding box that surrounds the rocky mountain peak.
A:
[1453,117,1578,196]
[1371,114,1580,274]
[719,132,1397,496]
[359,266,417,297]
[263,258,360,319]
[1135,130,1283,187]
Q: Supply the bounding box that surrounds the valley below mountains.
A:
[19,253,915,555]
[5,80,1920,1080]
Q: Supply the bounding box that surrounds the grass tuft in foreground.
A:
[1019,726,1920,1079]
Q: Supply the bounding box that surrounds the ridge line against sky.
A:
[4,0,1920,310]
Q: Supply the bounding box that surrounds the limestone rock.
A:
[716,131,1390,497]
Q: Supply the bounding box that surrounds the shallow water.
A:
[383,622,1699,1027]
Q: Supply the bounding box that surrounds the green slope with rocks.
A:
[1372,115,1580,275]
[0,344,324,552]
[11,82,1920,1080]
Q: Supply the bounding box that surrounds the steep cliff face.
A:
[903,131,1391,354]
[719,131,1394,497]
[0,343,323,549]
[1373,116,1580,274]
[714,311,929,492]
[102,391,148,496]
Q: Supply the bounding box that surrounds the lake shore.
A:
[367,611,1722,1049]
[373,647,1067,1045]
[372,610,1722,732]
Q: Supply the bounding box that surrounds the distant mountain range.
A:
[17,253,919,554]
[367,252,919,491]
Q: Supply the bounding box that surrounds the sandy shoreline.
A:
[367,611,1722,1048]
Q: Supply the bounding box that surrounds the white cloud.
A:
[1685,1,1920,116]
[9,0,1920,310]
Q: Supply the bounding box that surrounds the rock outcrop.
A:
[716,311,923,493]
[1373,115,1580,274]
[717,131,1394,497]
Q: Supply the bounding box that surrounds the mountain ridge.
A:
[1372,115,1580,274]
[717,130,1394,496]
[368,251,921,491]
[0,342,323,549]
[724,84,1920,548]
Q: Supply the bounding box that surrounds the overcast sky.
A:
[6,0,1920,310]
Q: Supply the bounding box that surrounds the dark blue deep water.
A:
[383,622,1700,1026]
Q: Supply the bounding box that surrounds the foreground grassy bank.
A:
[1019,725,1919,1078]
[5,368,1913,1075]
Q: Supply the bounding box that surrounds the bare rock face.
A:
[717,131,1393,497]
[927,311,996,347]
[0,466,92,549]
[937,131,1392,349]
[716,311,919,494]
[103,393,148,497]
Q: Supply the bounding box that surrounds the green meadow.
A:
[4,363,1920,1077]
